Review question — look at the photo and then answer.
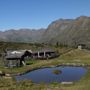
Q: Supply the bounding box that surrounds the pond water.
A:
[15,66,87,83]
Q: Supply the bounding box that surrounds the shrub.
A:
[52,70,62,75]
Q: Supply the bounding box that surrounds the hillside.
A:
[0,29,45,43]
[0,16,90,48]
[42,16,90,48]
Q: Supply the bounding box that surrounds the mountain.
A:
[0,29,45,43]
[42,16,90,48]
[0,16,90,48]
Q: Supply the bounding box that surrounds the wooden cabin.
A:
[4,50,32,68]
[4,49,59,68]
[32,50,59,59]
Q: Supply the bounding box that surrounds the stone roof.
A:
[5,50,32,60]
[5,53,23,60]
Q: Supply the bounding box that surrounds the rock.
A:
[3,76,12,79]
[5,74,11,77]
[61,82,73,85]
[0,71,2,74]
[0,71,5,76]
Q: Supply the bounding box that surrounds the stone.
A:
[61,82,73,85]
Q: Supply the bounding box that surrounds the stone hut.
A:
[78,44,86,50]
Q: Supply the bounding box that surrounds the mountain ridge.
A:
[0,16,90,48]
[41,16,90,48]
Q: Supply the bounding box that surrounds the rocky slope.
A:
[42,16,90,48]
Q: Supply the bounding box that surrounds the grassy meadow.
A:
[0,42,90,90]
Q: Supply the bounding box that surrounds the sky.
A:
[0,0,90,31]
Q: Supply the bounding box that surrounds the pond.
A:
[15,66,87,83]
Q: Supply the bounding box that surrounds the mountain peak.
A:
[76,16,90,20]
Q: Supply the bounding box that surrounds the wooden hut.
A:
[32,49,59,59]
[4,50,32,68]
[4,49,59,68]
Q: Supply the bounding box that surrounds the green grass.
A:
[0,42,90,90]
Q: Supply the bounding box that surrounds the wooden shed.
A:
[4,49,59,68]
[32,50,59,59]
[4,50,32,68]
